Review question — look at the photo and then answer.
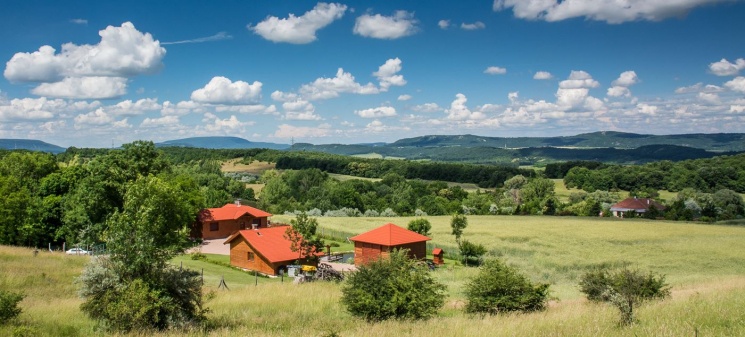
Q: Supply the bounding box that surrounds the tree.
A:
[459,239,487,266]
[285,212,324,262]
[465,259,549,314]
[407,218,432,237]
[341,249,446,322]
[450,214,468,244]
[579,268,670,325]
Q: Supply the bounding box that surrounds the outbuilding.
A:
[349,223,431,266]
[432,248,444,265]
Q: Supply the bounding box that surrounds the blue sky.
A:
[1,0,744,147]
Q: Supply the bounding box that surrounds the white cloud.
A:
[299,68,378,100]
[273,123,332,139]
[202,113,254,132]
[398,94,412,101]
[70,19,88,25]
[248,3,347,44]
[559,70,599,89]
[438,19,451,29]
[373,58,406,90]
[725,76,745,93]
[107,98,161,116]
[355,106,397,118]
[190,76,263,105]
[612,71,638,87]
[141,115,179,127]
[161,100,204,116]
[0,97,60,121]
[636,103,658,115]
[698,92,721,105]
[709,58,745,76]
[607,86,631,97]
[508,92,519,103]
[215,104,278,114]
[31,76,128,99]
[74,108,116,126]
[461,21,486,30]
[353,10,418,39]
[484,66,507,75]
[675,82,723,94]
[411,103,442,113]
[445,93,486,120]
[533,71,553,80]
[162,32,232,45]
[285,111,323,121]
[493,0,730,24]
[730,105,745,113]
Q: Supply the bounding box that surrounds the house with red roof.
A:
[349,223,431,266]
[610,197,666,217]
[194,201,272,239]
[223,225,320,276]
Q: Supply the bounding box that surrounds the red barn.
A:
[350,223,431,266]
[223,226,320,276]
[195,201,271,239]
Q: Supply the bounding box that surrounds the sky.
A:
[1,0,745,148]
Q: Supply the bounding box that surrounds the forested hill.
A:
[0,139,65,153]
[156,136,289,150]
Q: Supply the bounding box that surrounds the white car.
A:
[66,248,89,255]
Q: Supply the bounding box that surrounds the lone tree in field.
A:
[341,249,446,322]
[450,214,468,245]
[285,212,324,262]
[459,239,487,266]
[465,259,549,314]
[579,267,670,325]
[407,218,432,237]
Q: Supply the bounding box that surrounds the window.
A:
[209,222,219,231]
[247,252,254,261]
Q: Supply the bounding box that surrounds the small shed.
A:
[432,248,444,265]
[349,223,431,266]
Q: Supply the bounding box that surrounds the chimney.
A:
[235,199,241,207]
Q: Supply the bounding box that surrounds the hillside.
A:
[157,136,289,150]
[0,139,66,153]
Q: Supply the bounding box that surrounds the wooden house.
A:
[349,223,431,266]
[610,197,665,217]
[195,201,271,239]
[223,226,320,276]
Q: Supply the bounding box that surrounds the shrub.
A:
[579,267,670,325]
[0,289,25,323]
[464,259,549,314]
[407,218,432,236]
[459,239,487,266]
[341,249,446,322]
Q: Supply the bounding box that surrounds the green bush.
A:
[0,289,25,322]
[459,239,487,266]
[407,218,432,236]
[341,249,446,322]
[579,267,670,325]
[464,259,549,314]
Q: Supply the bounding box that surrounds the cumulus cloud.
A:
[675,82,723,94]
[461,21,486,30]
[559,70,599,89]
[484,66,507,75]
[190,76,263,105]
[141,115,179,127]
[411,103,442,113]
[249,3,347,44]
[398,94,412,101]
[373,58,406,90]
[612,71,638,87]
[354,10,418,39]
[709,58,745,76]
[216,104,277,115]
[533,71,553,80]
[273,123,332,139]
[364,119,410,133]
[107,98,161,116]
[202,113,254,132]
[445,93,486,120]
[607,86,631,97]
[299,68,378,100]
[356,106,397,118]
[279,98,321,120]
[698,92,721,105]
[725,76,745,93]
[161,100,204,116]
[162,31,232,45]
[493,0,730,24]
[438,19,451,29]
[74,108,118,126]
[285,111,323,120]
[636,103,658,115]
[31,77,128,99]
[0,97,101,122]
[555,71,604,110]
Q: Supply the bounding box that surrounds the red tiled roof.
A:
[223,226,320,263]
[610,198,666,211]
[433,248,443,255]
[200,203,272,222]
[350,223,431,246]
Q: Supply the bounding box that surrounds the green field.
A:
[3,216,745,336]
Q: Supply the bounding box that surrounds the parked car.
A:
[66,248,89,255]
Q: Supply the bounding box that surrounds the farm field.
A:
[4,217,745,336]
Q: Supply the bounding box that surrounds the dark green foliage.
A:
[0,289,25,322]
[464,259,549,314]
[407,218,432,236]
[579,268,670,325]
[341,250,446,322]
[450,214,468,243]
[459,239,487,266]
[544,161,606,179]
[285,213,324,262]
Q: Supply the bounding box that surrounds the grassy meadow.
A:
[3,216,745,336]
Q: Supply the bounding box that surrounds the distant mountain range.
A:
[155,137,290,150]
[0,139,66,154]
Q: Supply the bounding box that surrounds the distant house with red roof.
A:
[223,225,321,276]
[610,197,666,217]
[349,223,431,266]
[194,201,272,239]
